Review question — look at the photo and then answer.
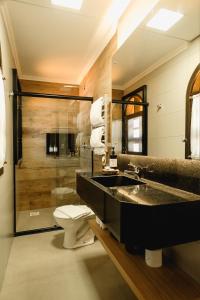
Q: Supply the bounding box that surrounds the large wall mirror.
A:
[112,0,200,159]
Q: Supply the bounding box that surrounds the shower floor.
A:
[16,207,57,232]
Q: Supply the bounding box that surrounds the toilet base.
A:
[63,225,95,249]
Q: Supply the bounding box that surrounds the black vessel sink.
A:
[91,175,144,187]
[76,173,200,251]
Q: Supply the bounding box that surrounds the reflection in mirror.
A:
[112,85,148,155]
[123,86,147,155]
[112,0,200,159]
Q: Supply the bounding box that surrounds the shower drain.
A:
[30,211,40,217]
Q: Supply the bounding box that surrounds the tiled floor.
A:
[0,231,136,300]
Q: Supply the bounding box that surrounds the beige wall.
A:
[0,10,15,291]
[125,37,200,159]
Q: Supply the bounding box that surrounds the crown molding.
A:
[1,2,22,76]
[112,84,124,90]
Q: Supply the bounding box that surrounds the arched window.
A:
[185,64,200,159]
[0,48,6,173]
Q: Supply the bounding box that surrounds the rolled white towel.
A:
[90,126,105,155]
[90,97,105,127]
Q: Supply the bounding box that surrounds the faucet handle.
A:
[128,162,138,172]
[146,164,155,173]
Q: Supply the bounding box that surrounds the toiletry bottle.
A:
[109,147,117,169]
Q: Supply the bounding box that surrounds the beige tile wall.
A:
[16,97,81,211]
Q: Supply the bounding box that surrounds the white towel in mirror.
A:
[90,97,105,127]
[76,113,82,132]
[76,132,83,147]
[90,126,105,155]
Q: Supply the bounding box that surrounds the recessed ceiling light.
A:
[146,8,183,31]
[51,0,83,10]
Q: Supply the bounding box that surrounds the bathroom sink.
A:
[76,174,144,222]
[77,173,200,251]
[91,175,144,187]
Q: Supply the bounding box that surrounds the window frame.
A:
[185,64,200,159]
[122,85,148,156]
[125,111,144,155]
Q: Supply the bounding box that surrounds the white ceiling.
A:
[113,0,200,89]
[3,0,129,84]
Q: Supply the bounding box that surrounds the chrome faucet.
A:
[124,162,154,179]
[124,163,141,180]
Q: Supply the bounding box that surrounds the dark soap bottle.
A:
[109,147,118,169]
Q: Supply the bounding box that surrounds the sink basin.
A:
[91,175,144,187]
[77,173,200,251]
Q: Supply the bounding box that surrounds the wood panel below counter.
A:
[89,219,200,300]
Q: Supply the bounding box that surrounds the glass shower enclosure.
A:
[14,93,92,234]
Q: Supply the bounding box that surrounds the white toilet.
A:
[53,205,95,249]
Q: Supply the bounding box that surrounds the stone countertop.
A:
[141,178,200,201]
[77,172,200,206]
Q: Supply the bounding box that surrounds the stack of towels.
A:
[56,205,93,220]
[90,97,105,155]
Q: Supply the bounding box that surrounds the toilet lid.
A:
[53,209,71,219]
[53,205,94,220]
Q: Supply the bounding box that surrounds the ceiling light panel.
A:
[51,0,83,10]
[146,8,183,31]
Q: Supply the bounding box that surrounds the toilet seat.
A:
[53,210,71,219]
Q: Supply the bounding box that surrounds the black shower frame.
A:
[12,69,93,236]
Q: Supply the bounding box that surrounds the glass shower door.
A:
[15,95,91,233]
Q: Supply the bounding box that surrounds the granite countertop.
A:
[78,172,200,206]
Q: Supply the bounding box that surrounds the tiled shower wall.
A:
[16,97,81,211]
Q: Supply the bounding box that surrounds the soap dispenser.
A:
[109,147,117,169]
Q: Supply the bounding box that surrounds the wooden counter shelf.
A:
[88,219,200,300]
